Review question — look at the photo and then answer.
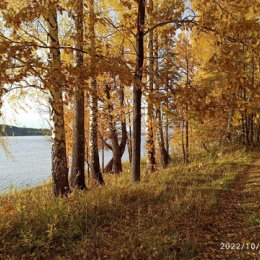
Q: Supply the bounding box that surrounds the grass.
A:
[0,147,257,260]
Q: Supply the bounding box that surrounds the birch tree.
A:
[145,0,156,173]
[89,0,104,185]
[46,4,69,196]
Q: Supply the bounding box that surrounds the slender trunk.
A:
[70,0,86,190]
[46,6,69,197]
[145,0,156,173]
[85,138,90,182]
[241,112,245,144]
[251,54,255,145]
[257,123,260,144]
[89,91,104,184]
[156,107,168,168]
[245,111,250,145]
[185,50,190,164]
[165,117,169,154]
[118,85,128,159]
[154,32,168,168]
[104,84,122,174]
[89,0,104,184]
[182,120,186,163]
[165,76,170,156]
[101,132,104,173]
[104,85,127,173]
[226,111,232,140]
[185,120,189,164]
[165,79,169,154]
[249,113,254,145]
[128,114,132,163]
[132,0,145,182]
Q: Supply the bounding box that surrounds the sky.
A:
[0,91,50,129]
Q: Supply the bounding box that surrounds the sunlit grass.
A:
[0,147,255,260]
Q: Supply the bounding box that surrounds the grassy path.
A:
[189,157,260,259]
[0,150,259,260]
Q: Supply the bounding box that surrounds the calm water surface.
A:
[0,136,146,193]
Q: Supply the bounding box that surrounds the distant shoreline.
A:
[0,124,51,137]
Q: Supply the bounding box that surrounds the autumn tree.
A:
[88,0,104,185]
[145,0,156,173]
[191,0,259,147]
[46,4,70,196]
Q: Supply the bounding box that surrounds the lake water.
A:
[0,136,146,193]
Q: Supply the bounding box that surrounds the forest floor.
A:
[0,147,259,260]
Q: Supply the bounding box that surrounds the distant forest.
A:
[0,125,51,136]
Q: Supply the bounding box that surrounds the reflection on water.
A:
[0,136,146,193]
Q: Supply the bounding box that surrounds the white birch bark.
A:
[46,5,69,196]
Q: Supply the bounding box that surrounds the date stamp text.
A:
[220,242,259,250]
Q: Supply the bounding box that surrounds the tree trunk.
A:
[156,107,169,168]
[128,113,132,163]
[185,120,189,164]
[132,0,145,182]
[182,120,186,163]
[46,6,69,197]
[101,131,105,173]
[89,0,104,184]
[249,113,254,145]
[70,0,86,190]
[89,91,104,184]
[257,123,260,144]
[245,111,250,145]
[241,112,245,144]
[85,138,90,182]
[145,0,156,173]
[118,85,128,165]
[104,85,127,173]
[104,84,122,174]
[165,79,170,155]
[154,31,169,168]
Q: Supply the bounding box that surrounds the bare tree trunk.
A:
[101,131,104,173]
[128,113,132,163]
[156,107,169,168]
[165,79,170,154]
[241,112,245,144]
[118,85,128,161]
[154,32,169,168]
[104,84,122,174]
[89,0,104,184]
[85,138,90,182]
[182,120,186,163]
[165,117,169,154]
[250,54,255,145]
[145,0,156,173]
[70,0,86,190]
[104,84,127,173]
[257,123,260,144]
[46,6,69,197]
[185,120,189,164]
[132,0,145,182]
[245,111,250,145]
[89,92,104,184]
[249,113,254,145]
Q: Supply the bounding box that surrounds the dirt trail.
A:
[191,158,260,259]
